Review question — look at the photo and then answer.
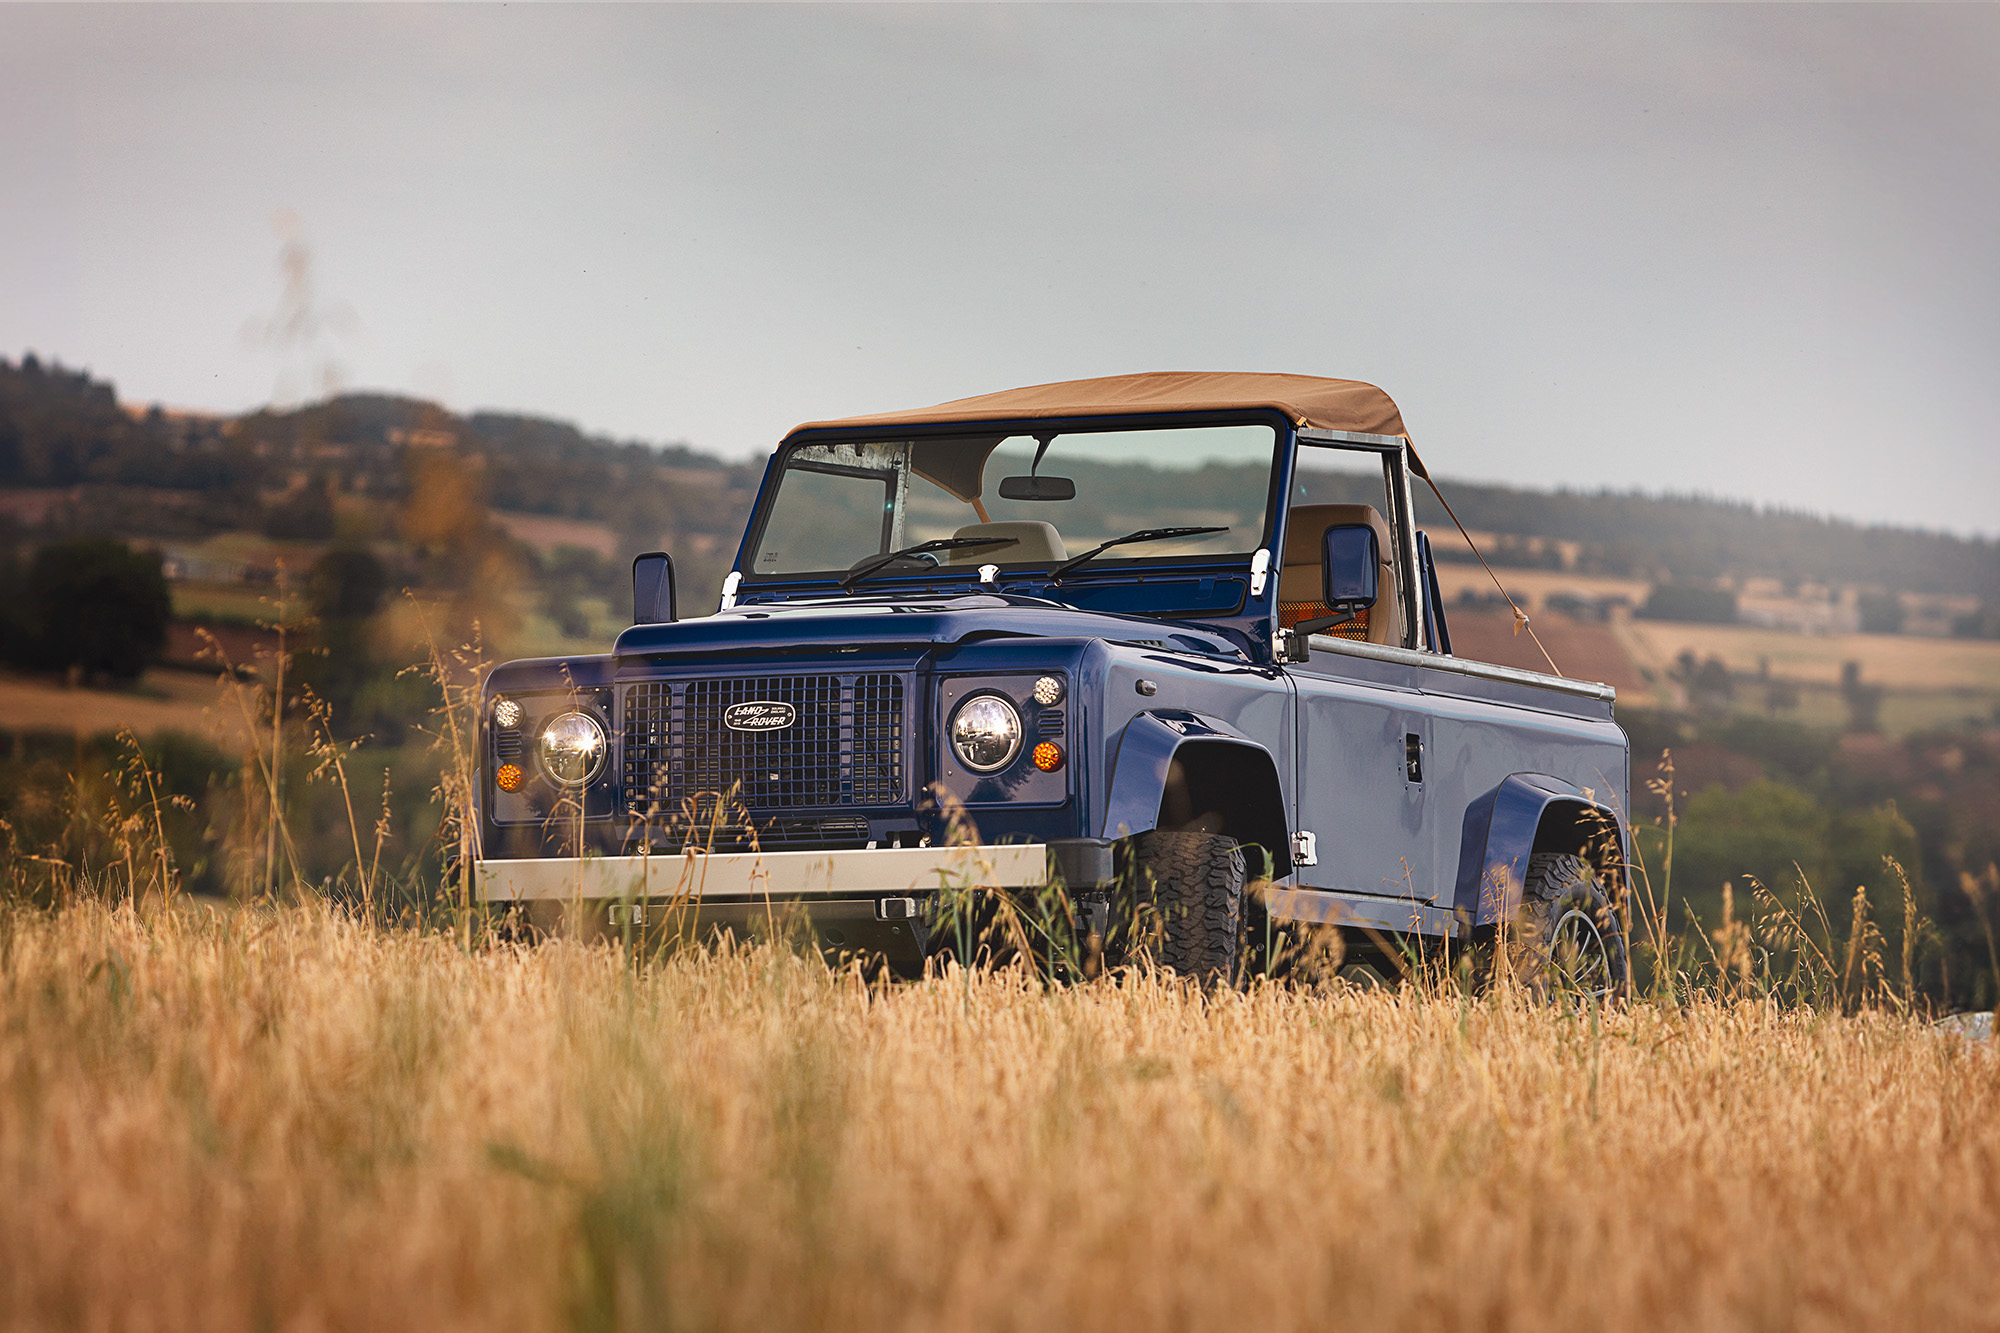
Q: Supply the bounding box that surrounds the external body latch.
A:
[1291,830,1318,867]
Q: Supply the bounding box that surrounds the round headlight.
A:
[537,711,606,788]
[950,695,1023,774]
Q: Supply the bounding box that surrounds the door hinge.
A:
[1291,830,1318,867]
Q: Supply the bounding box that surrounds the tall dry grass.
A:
[2,898,1994,1332]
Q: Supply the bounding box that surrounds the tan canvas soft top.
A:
[788,371,1410,441]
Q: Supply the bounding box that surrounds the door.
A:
[1291,662,1435,900]
[1283,435,1438,902]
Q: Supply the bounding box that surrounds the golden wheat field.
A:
[0,900,1993,1333]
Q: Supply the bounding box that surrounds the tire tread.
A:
[1129,830,1245,984]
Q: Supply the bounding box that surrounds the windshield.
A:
[747,423,1278,580]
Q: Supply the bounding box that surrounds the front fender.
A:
[1452,773,1626,928]
[1099,710,1284,849]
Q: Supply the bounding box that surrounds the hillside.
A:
[5,353,1999,1004]
[7,354,1996,613]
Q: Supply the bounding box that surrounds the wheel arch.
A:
[1453,773,1628,930]
[1100,711,1291,879]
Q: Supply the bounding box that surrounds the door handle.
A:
[1405,733,1423,783]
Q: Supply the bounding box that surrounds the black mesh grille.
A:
[623,680,674,810]
[622,673,907,815]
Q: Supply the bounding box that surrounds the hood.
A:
[612,594,1244,661]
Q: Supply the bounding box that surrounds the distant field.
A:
[1619,618,2000,692]
[1431,561,1651,611]
[1436,605,2000,731]
[490,508,620,558]
[0,669,251,749]
[1,903,1993,1332]
[169,580,274,625]
[1441,607,1650,695]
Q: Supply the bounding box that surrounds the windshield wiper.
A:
[837,535,1019,591]
[1047,526,1229,583]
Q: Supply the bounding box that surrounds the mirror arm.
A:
[1293,607,1366,637]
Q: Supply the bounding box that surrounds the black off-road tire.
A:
[1501,852,1629,1003]
[1117,831,1246,986]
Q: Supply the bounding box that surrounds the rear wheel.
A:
[1503,852,1628,1003]
[1116,831,1246,986]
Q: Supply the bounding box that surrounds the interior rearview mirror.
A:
[1322,524,1379,611]
[997,474,1076,502]
[632,551,676,624]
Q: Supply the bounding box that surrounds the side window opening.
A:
[1418,530,1453,656]
[1285,444,1414,648]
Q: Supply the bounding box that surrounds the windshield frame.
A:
[736,408,1296,598]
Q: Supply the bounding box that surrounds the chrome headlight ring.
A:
[537,710,607,788]
[949,694,1024,774]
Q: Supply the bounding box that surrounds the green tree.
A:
[263,474,337,540]
[1673,780,1830,925]
[0,533,28,667]
[1828,801,1921,907]
[24,538,173,681]
[1673,780,1922,948]
[299,545,390,736]
[307,545,388,620]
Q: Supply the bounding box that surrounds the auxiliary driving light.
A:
[495,763,525,792]
[950,695,1023,773]
[1032,675,1064,706]
[1032,741,1065,773]
[492,697,523,729]
[537,711,606,788]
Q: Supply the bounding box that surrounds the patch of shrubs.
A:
[0,537,172,682]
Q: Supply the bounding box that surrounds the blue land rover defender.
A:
[477,372,1629,991]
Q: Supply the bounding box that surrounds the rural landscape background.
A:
[5,350,1999,1328]
[5,350,1997,1005]
[6,5,2000,1328]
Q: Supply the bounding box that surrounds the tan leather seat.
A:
[944,520,1067,565]
[1277,503,1399,645]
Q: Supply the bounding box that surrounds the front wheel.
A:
[1114,831,1246,986]
[1502,852,1629,1003]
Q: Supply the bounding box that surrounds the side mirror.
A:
[1322,524,1379,612]
[632,551,676,624]
[997,474,1076,502]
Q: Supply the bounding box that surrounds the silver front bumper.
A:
[476,843,1050,904]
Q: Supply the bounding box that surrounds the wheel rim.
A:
[1548,906,1616,1000]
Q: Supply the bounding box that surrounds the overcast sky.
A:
[3,4,1996,535]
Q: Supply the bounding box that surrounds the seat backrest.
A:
[944,520,1067,565]
[1277,503,1400,645]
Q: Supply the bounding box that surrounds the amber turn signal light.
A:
[1032,741,1064,772]
[495,763,525,792]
